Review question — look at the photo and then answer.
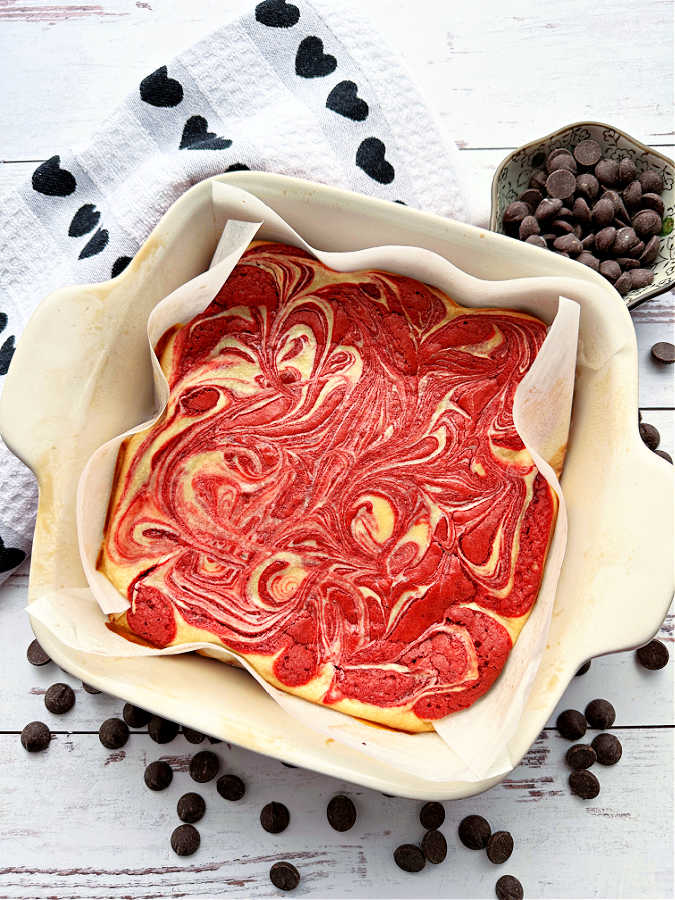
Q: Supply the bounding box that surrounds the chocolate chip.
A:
[592,198,615,228]
[630,268,654,289]
[99,717,129,749]
[547,149,577,173]
[189,750,219,783]
[525,235,548,248]
[148,715,179,744]
[459,814,491,849]
[529,169,548,191]
[183,727,206,744]
[627,240,645,258]
[577,252,599,271]
[217,773,246,801]
[595,158,619,187]
[546,169,577,200]
[600,260,622,283]
[44,682,75,715]
[519,215,540,240]
[553,234,582,255]
[623,180,642,210]
[21,721,51,752]
[496,874,524,900]
[572,196,591,224]
[535,197,563,220]
[574,139,602,168]
[591,733,623,766]
[171,823,200,856]
[615,257,640,270]
[595,226,617,254]
[640,236,661,265]
[566,744,597,769]
[260,801,290,834]
[394,843,425,873]
[585,699,616,729]
[270,861,301,891]
[503,201,530,227]
[569,769,600,799]
[177,792,206,823]
[618,157,638,185]
[26,639,50,666]
[639,170,664,194]
[651,341,675,364]
[326,794,357,832]
[487,831,514,864]
[552,219,575,234]
[655,449,673,463]
[581,234,595,251]
[614,272,633,295]
[576,173,600,200]
[144,760,173,791]
[556,709,587,740]
[612,227,639,255]
[602,190,631,223]
[636,639,669,670]
[82,683,102,694]
[633,209,662,240]
[575,660,592,676]
[519,188,543,210]
[422,829,447,864]
[420,801,445,830]
[640,193,665,217]
[122,704,152,728]
[639,422,660,451]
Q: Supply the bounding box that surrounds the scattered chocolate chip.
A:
[21,721,51,752]
[525,234,548,248]
[422,829,447,864]
[591,733,623,765]
[183,727,206,744]
[546,168,577,200]
[459,814,491,849]
[529,169,548,191]
[576,173,600,200]
[260,801,290,834]
[569,769,600,799]
[613,227,639,255]
[574,139,602,168]
[614,272,633,295]
[566,744,597,770]
[326,794,357,832]
[420,801,445,830]
[581,233,595,251]
[122,703,152,728]
[548,149,577,173]
[655,449,673,463]
[270,861,301,891]
[595,158,619,187]
[519,188,543,210]
[503,201,531,227]
[577,251,599,271]
[556,709,587,740]
[496,874,524,900]
[82,682,102,694]
[618,157,637,184]
[641,193,665,217]
[639,170,664,194]
[633,209,662,240]
[553,233,582,254]
[636,639,669,670]
[640,236,660,265]
[575,660,592,676]
[627,240,645,258]
[148,715,179,744]
[177,792,206,823]
[519,215,540,240]
[585,699,616,730]
[487,830,514,865]
[639,422,660,451]
[171,823,200,856]
[394,843,425,873]
[99,717,129,749]
[630,268,654,289]
[552,218,575,234]
[144,760,173,791]
[26,639,50,667]
[623,180,642,210]
[651,342,675,364]
[592,198,615,228]
[594,226,617,254]
[572,196,591,224]
[535,197,563,221]
[189,750,220,783]
[615,257,641,270]
[602,189,630,222]
[44,682,75,715]
[217,773,246,801]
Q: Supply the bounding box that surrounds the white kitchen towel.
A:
[0,0,468,583]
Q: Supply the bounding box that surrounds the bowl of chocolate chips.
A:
[490,121,674,307]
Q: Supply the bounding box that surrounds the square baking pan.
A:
[1,173,672,799]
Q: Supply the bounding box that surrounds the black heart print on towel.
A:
[356,137,394,184]
[79,228,109,260]
[180,116,232,150]
[140,66,184,107]
[32,156,76,197]
[111,255,132,278]
[326,80,368,121]
[0,536,25,574]
[68,204,100,237]
[255,0,300,27]
[0,312,15,376]
[295,37,337,78]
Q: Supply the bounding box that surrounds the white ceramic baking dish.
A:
[1,173,672,799]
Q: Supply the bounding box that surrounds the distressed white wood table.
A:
[0,1,673,897]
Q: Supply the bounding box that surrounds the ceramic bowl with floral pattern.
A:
[490,121,674,308]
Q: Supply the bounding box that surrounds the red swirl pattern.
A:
[100,242,556,731]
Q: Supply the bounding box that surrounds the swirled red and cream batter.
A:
[99,241,559,732]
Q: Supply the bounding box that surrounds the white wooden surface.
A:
[0,2,673,898]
